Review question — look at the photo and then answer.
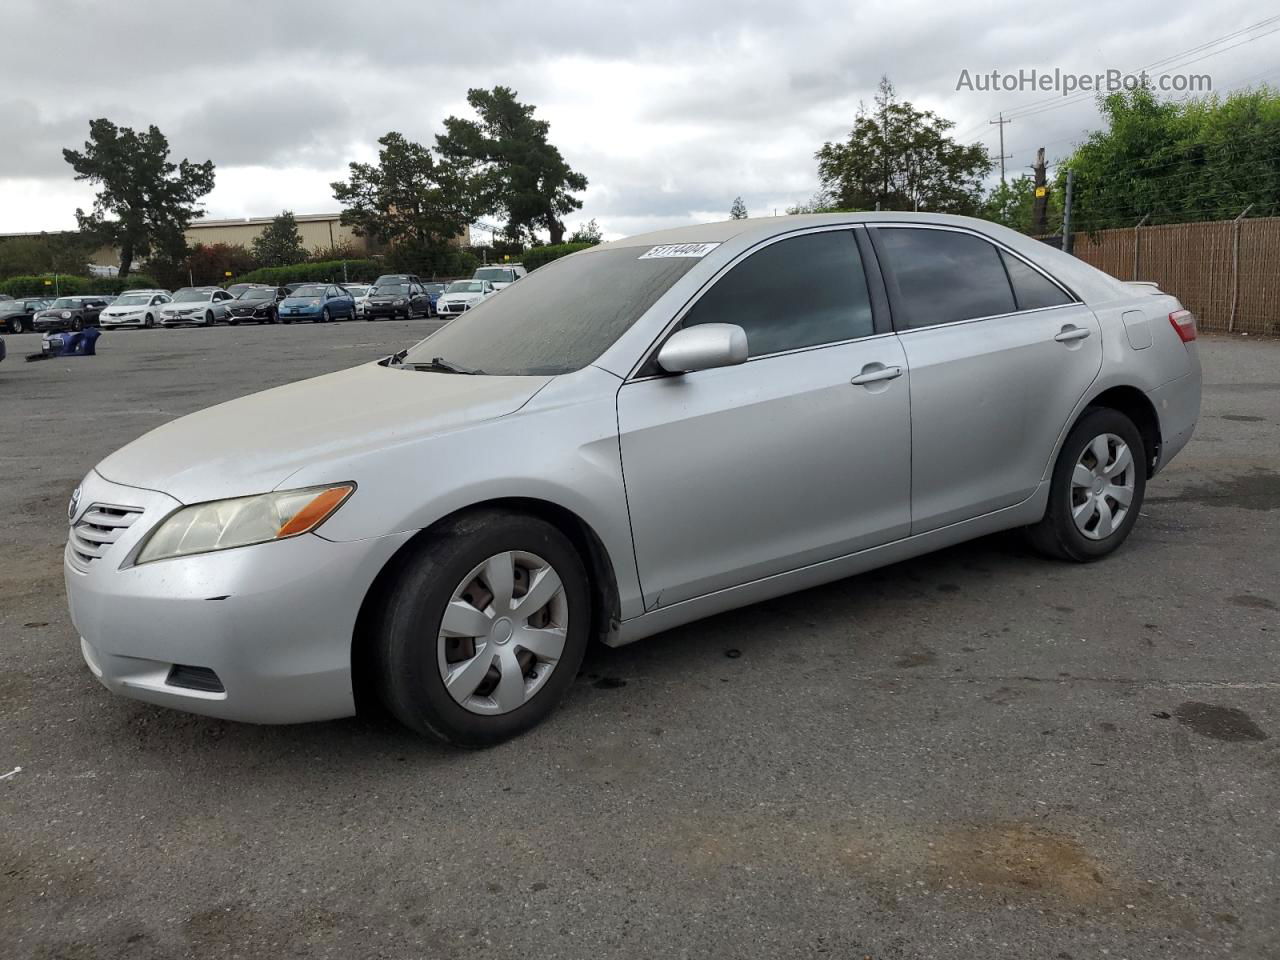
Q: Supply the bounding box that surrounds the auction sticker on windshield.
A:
[638,242,720,259]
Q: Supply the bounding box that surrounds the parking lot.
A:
[2,324,1277,959]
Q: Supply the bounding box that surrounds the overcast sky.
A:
[3,0,1278,241]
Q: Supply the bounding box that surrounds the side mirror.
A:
[657,323,748,374]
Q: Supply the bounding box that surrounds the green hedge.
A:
[521,242,595,271]
[0,273,162,297]
[236,259,383,286]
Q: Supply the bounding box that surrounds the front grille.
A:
[70,503,143,567]
[167,664,225,693]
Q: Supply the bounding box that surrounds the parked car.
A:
[344,284,372,319]
[0,335,5,365]
[98,290,172,329]
[159,287,234,327]
[472,264,526,290]
[225,283,256,299]
[277,284,356,323]
[33,296,112,332]
[227,286,288,325]
[435,279,497,317]
[372,273,422,289]
[1,298,51,333]
[363,280,431,320]
[62,213,1202,746]
[423,283,445,316]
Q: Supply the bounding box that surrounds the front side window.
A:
[681,230,874,357]
[877,228,1016,329]
[999,250,1073,310]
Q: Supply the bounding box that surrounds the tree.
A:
[331,131,473,268]
[567,218,603,244]
[0,233,98,279]
[63,119,215,277]
[980,174,1061,233]
[183,243,257,286]
[729,196,748,219]
[252,210,307,266]
[437,86,588,244]
[1061,85,1280,231]
[816,77,992,215]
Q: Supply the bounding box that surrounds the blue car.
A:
[423,282,445,317]
[277,283,356,323]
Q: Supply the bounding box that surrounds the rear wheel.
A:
[375,510,590,746]
[1027,407,1146,562]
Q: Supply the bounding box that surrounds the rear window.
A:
[403,247,699,376]
[877,228,1016,328]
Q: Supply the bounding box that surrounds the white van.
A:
[471,264,526,290]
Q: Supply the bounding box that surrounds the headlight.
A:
[393,298,406,305]
[135,483,355,564]
[309,298,321,306]
[61,311,71,319]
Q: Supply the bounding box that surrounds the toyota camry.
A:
[65,213,1201,746]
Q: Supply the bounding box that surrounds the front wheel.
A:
[144,314,154,328]
[321,308,331,324]
[6,317,23,334]
[71,317,83,332]
[1026,407,1146,562]
[375,510,591,746]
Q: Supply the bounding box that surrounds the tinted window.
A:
[1000,250,1073,310]
[681,231,873,357]
[402,247,699,376]
[878,228,1015,328]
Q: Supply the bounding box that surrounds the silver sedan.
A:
[65,213,1201,745]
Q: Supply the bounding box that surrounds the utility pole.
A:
[990,112,1012,183]
[1062,169,1075,255]
[1031,147,1048,235]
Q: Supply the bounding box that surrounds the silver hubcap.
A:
[1071,433,1134,540]
[437,550,568,716]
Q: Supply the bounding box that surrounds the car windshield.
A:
[49,298,80,308]
[173,290,212,303]
[447,281,483,293]
[401,247,699,376]
[425,283,444,294]
[373,284,409,295]
[114,294,152,306]
[345,286,369,296]
[290,285,325,297]
[474,268,514,282]
[237,287,273,300]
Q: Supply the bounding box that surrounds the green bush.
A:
[521,242,595,271]
[0,273,161,297]
[236,259,383,285]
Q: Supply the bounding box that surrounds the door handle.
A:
[1054,326,1091,342]
[850,364,903,386]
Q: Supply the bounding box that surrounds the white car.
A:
[473,264,526,290]
[159,287,234,327]
[345,284,372,318]
[98,290,172,329]
[436,279,497,317]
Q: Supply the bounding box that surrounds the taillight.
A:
[1169,309,1197,343]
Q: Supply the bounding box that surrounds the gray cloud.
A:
[1,0,1277,236]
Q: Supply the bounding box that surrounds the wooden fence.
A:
[1064,216,1280,335]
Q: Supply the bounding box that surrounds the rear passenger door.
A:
[870,225,1102,534]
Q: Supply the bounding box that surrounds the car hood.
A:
[280,297,321,307]
[164,301,209,309]
[102,304,145,314]
[440,293,480,302]
[95,362,553,503]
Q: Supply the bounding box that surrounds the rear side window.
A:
[681,230,873,357]
[999,250,1073,310]
[877,228,1015,329]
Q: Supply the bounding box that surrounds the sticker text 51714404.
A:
[637,243,721,260]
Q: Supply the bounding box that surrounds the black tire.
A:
[321,308,331,324]
[6,316,23,334]
[1026,407,1147,562]
[375,510,591,747]
[144,314,154,329]
[205,311,214,326]
[228,317,239,326]
[71,317,83,332]
[269,309,278,324]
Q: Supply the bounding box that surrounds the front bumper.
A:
[100,314,145,327]
[34,317,74,332]
[65,470,414,724]
[365,303,408,318]
[279,306,322,320]
[160,313,207,326]
[437,301,472,316]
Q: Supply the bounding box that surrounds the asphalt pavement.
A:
[1,323,1277,959]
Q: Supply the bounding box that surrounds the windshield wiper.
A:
[411,356,484,375]
[382,348,409,366]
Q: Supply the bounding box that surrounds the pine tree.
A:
[729,196,748,219]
